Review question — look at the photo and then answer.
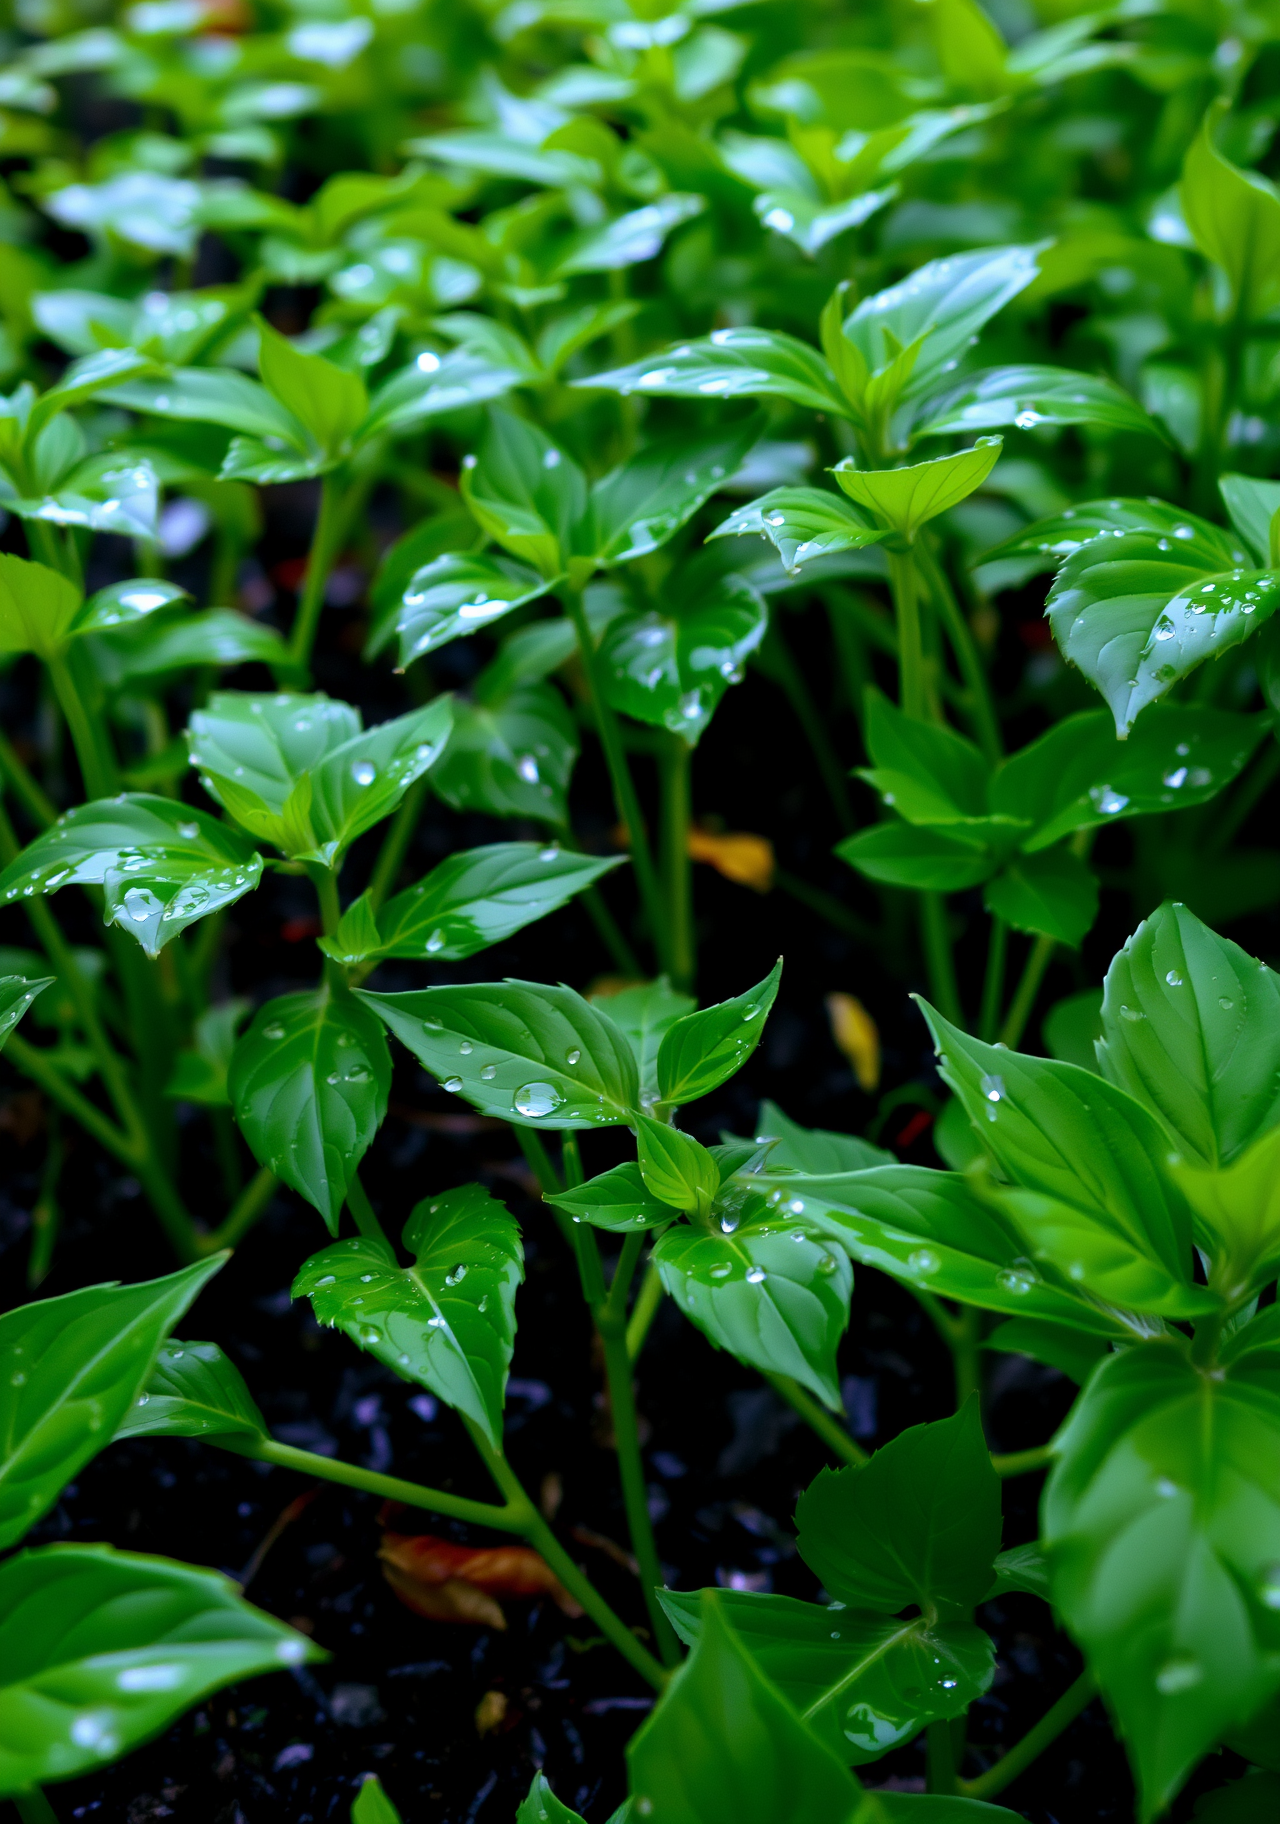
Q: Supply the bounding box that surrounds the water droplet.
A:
[1119,1005,1145,1022]
[177,820,199,839]
[516,754,540,784]
[745,1266,767,1283]
[1166,970,1183,987]
[1162,766,1187,789]
[263,1022,286,1040]
[445,1263,468,1286]
[719,1211,740,1235]
[708,1261,732,1278]
[566,1048,581,1066]
[11,1370,26,1386]
[315,1274,335,1287]
[938,1677,958,1690]
[514,1081,564,1118]
[996,1262,1038,1295]
[817,1253,839,1275]
[443,1076,464,1092]
[908,1248,940,1276]
[1219,996,1235,1010]
[980,1073,1005,1103]
[1089,785,1130,815]
[351,759,377,787]
[1154,1476,1180,1498]
[1156,1657,1202,1694]
[1258,1563,1280,1609]
[480,1064,497,1081]
[459,1040,473,1055]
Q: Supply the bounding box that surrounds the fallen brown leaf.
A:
[826,991,881,1092]
[687,826,775,892]
[379,1529,583,1627]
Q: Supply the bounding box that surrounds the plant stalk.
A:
[959,1670,1095,1801]
[927,1717,958,1795]
[887,546,927,721]
[47,651,115,799]
[366,777,427,911]
[999,934,1056,1050]
[14,1790,60,1824]
[200,1166,279,1254]
[979,916,1008,1043]
[759,620,855,832]
[626,1258,665,1361]
[657,731,695,991]
[346,1172,393,1250]
[991,1444,1054,1478]
[561,584,671,974]
[289,471,345,670]
[920,892,962,1027]
[766,1372,868,1467]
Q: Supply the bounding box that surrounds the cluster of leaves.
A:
[5,0,1280,1818]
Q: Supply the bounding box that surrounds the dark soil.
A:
[2,510,1265,1824]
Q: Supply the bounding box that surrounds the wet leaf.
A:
[599,568,767,744]
[431,682,575,825]
[390,551,548,667]
[113,1339,267,1445]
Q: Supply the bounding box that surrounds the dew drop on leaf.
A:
[514,1080,564,1118]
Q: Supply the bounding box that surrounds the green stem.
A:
[307,862,342,937]
[927,1717,958,1795]
[346,1172,393,1250]
[200,1166,278,1254]
[561,585,671,974]
[598,1310,682,1666]
[920,892,962,1026]
[978,916,1007,1044]
[27,1109,64,1288]
[47,651,114,799]
[366,777,427,911]
[14,1790,60,1824]
[5,1032,136,1166]
[765,1373,867,1466]
[773,868,878,944]
[0,729,57,828]
[288,471,345,670]
[658,732,695,991]
[959,1670,1095,1802]
[1206,739,1280,852]
[579,883,642,977]
[999,934,1056,1049]
[245,1436,524,1533]
[626,1258,665,1361]
[917,538,1002,763]
[462,1417,669,1689]
[991,1444,1054,1478]
[515,1125,562,1195]
[952,1303,981,1407]
[759,622,855,832]
[888,546,927,721]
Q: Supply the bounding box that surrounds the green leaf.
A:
[461,410,586,582]
[1045,1338,1280,1818]
[103,366,305,445]
[1171,1126,1280,1300]
[781,1166,1132,1335]
[656,960,781,1108]
[0,795,264,958]
[361,349,525,440]
[228,990,391,1232]
[983,495,1172,572]
[91,609,288,689]
[844,245,1043,404]
[296,1184,521,1448]
[626,1590,864,1824]
[113,1339,267,1444]
[662,1586,992,1767]
[189,692,453,866]
[919,1003,1211,1319]
[166,999,249,1106]
[637,1115,720,1214]
[585,421,761,566]
[518,1772,586,1824]
[712,487,888,575]
[751,1102,893,1173]
[0,975,53,1051]
[391,551,548,668]
[837,824,995,892]
[913,366,1160,441]
[430,682,576,825]
[366,509,478,658]
[360,979,640,1128]
[598,565,767,744]
[1219,473,1280,567]
[353,1775,404,1824]
[989,705,1264,850]
[796,1402,1002,1614]
[5,456,162,542]
[862,688,992,821]
[1045,505,1272,735]
[984,846,1098,945]
[553,194,706,277]
[985,1317,1109,1383]
[0,1257,225,1550]
[257,319,367,457]
[0,1543,318,1792]
[832,441,1002,539]
[1180,107,1280,321]
[69,577,189,635]
[0,552,81,660]
[654,1204,852,1408]
[592,978,696,1105]
[986,1542,1051,1600]
[319,843,623,967]
[1097,901,1280,1170]
[1191,1774,1280,1823]
[1043,989,1104,1073]
[547,1161,673,1233]
[578,327,850,417]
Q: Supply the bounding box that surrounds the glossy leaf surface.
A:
[654,1205,852,1408]
[295,1185,521,1447]
[599,568,767,744]
[431,682,575,824]
[586,421,760,565]
[661,1588,993,1766]
[712,487,887,574]
[592,978,696,1104]
[0,1257,225,1550]
[0,1543,317,1792]
[0,975,53,1051]
[228,991,391,1232]
[833,441,1002,538]
[1097,901,1280,1169]
[547,1161,672,1233]
[914,365,1158,440]
[114,1340,266,1444]
[656,961,781,1108]
[579,327,849,416]
[391,552,548,668]
[0,552,84,660]
[361,979,640,1127]
[319,844,621,966]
